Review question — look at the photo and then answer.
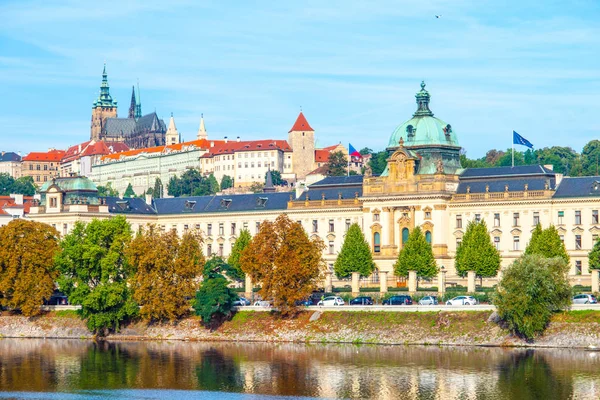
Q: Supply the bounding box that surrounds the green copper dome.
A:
[39,177,98,192]
[387,82,459,148]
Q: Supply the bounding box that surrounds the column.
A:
[351,271,360,296]
[467,271,476,294]
[325,271,333,293]
[408,270,417,294]
[380,271,388,293]
[438,269,446,296]
[245,275,253,300]
[592,269,600,293]
[387,207,395,246]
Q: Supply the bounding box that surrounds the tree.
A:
[0,173,36,196]
[54,217,137,335]
[0,220,60,316]
[249,182,264,193]
[368,151,388,175]
[266,170,285,186]
[220,175,234,190]
[208,174,220,193]
[152,178,164,198]
[394,226,438,279]
[525,224,569,265]
[494,254,571,340]
[240,214,325,315]
[454,220,501,277]
[97,182,119,197]
[326,151,347,176]
[228,229,251,282]
[167,169,220,197]
[194,257,237,325]
[334,223,375,278]
[123,183,135,198]
[580,140,600,176]
[127,227,205,321]
[589,235,600,273]
[359,147,373,156]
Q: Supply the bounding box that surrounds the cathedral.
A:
[90,65,166,149]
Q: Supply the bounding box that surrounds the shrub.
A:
[194,277,237,325]
[494,255,571,340]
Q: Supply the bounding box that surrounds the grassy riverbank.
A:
[1,310,600,348]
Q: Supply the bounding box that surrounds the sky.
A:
[0,0,598,158]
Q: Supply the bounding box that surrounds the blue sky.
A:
[0,0,598,158]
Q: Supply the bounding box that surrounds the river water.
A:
[0,339,599,399]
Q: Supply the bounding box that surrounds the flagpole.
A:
[347,144,350,177]
[512,135,514,168]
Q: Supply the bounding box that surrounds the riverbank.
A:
[1,310,600,348]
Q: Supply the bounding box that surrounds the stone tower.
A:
[90,64,118,141]
[165,113,180,145]
[196,114,208,140]
[288,112,315,180]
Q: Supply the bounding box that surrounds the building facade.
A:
[21,149,65,185]
[60,140,129,178]
[0,152,22,178]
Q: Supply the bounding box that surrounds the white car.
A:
[445,296,478,306]
[253,300,271,307]
[317,296,345,306]
[418,296,439,305]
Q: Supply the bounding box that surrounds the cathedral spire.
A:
[128,86,136,119]
[135,80,142,119]
[197,114,208,140]
[92,63,117,109]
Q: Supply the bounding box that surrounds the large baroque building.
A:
[28,82,600,287]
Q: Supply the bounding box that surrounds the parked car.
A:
[418,296,438,305]
[253,300,271,307]
[317,296,345,306]
[233,297,251,306]
[573,294,598,304]
[382,295,413,305]
[349,296,374,305]
[445,296,478,306]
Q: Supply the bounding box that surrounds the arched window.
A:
[425,230,432,244]
[402,228,409,244]
[374,232,381,253]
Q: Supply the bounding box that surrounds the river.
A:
[0,339,599,399]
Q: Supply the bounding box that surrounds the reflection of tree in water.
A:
[0,342,59,391]
[75,341,140,389]
[195,347,243,392]
[490,350,573,400]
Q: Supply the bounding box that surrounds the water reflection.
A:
[1,339,600,399]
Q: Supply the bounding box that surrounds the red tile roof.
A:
[289,112,314,132]
[101,138,223,161]
[62,141,130,163]
[201,139,292,158]
[23,150,66,162]
[315,149,330,162]
[0,196,33,215]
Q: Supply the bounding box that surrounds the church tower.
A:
[165,113,181,145]
[196,114,208,140]
[90,64,118,141]
[128,85,142,119]
[288,112,315,180]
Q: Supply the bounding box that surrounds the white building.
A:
[0,152,22,178]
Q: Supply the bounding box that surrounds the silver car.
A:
[418,296,439,305]
[446,296,478,306]
[573,294,597,304]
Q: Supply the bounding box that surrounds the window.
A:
[594,210,599,224]
[244,162,248,168]
[513,213,520,227]
[251,162,255,168]
[456,215,462,229]
[44,176,48,182]
[560,235,565,243]
[456,237,462,248]
[312,220,318,232]
[256,221,260,233]
[243,222,248,230]
[576,260,582,275]
[43,164,48,171]
[345,219,351,232]
[50,197,57,208]
[63,224,68,236]
[494,213,500,227]
[219,223,224,235]
[231,223,236,235]
[218,244,224,257]
[36,164,40,171]
[329,219,334,233]
[513,236,520,251]
[533,212,540,226]
[558,211,564,225]
[425,231,432,244]
[29,164,33,170]
[402,228,409,244]
[373,213,380,222]
[475,214,481,223]
[494,236,500,250]
[575,210,582,225]
[238,162,241,168]
[374,232,381,253]
[328,241,334,254]
[425,211,431,219]
[207,224,212,236]
[195,224,201,230]
[576,235,582,249]
[184,224,189,231]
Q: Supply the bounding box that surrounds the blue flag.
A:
[348,143,361,157]
[513,131,533,149]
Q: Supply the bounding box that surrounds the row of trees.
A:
[0,173,37,196]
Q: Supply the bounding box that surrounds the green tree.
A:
[97,182,119,197]
[54,217,137,335]
[368,151,388,175]
[194,276,237,325]
[220,175,234,190]
[334,223,375,278]
[0,220,60,316]
[454,220,501,277]
[326,151,347,176]
[249,182,264,193]
[208,173,220,193]
[359,147,373,156]
[580,140,600,176]
[494,254,571,340]
[152,177,164,198]
[0,173,36,196]
[123,183,135,198]
[589,235,600,273]
[393,226,438,279]
[525,224,569,265]
[228,229,251,282]
[167,169,220,197]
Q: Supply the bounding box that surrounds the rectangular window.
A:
[231,223,236,235]
[533,212,540,226]
[312,220,318,232]
[494,236,500,250]
[184,224,189,231]
[328,241,334,254]
[513,213,520,227]
[63,224,68,236]
[475,214,481,223]
[207,224,212,236]
[560,235,565,243]
[593,210,599,224]
[494,213,500,227]
[244,162,248,168]
[29,164,33,170]
[345,219,351,232]
[576,234,582,249]
[558,211,564,225]
[373,213,380,221]
[243,222,248,230]
[219,223,224,236]
[456,238,462,248]
[43,164,48,171]
[425,211,431,219]
[50,197,57,208]
[207,244,212,257]
[576,260,582,275]
[195,224,201,230]
[575,210,582,225]
[256,221,260,233]
[456,215,462,229]
[36,164,40,171]
[218,244,224,257]
[594,234,599,243]
[329,219,335,233]
[513,236,520,251]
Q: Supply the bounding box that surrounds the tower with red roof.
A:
[288,112,316,180]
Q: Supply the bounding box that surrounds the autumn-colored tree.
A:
[240,214,325,315]
[227,229,251,282]
[128,227,205,321]
[55,216,137,334]
[0,220,60,316]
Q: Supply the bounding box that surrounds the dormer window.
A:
[406,125,415,137]
[593,181,600,191]
[256,197,268,208]
[116,200,130,211]
[184,200,196,211]
[220,199,232,209]
[443,124,452,137]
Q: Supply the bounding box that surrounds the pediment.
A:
[310,234,320,241]
[421,221,434,230]
[217,236,225,244]
[229,235,237,241]
[556,226,567,234]
[372,208,381,214]
[572,226,585,234]
[490,228,502,236]
[326,233,336,241]
[589,226,600,235]
[453,229,464,238]
[397,216,411,224]
[423,206,432,212]
[370,222,382,229]
[510,228,522,235]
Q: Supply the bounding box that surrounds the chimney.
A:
[10,194,24,205]
[78,144,82,153]
[210,141,214,147]
[236,136,241,142]
[224,136,228,144]
[145,193,153,206]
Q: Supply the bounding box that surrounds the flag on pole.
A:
[513,131,534,149]
[348,143,361,158]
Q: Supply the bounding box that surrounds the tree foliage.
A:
[54,217,137,334]
[194,256,238,324]
[240,214,325,315]
[454,220,501,277]
[167,169,220,197]
[220,175,234,190]
[0,220,60,316]
[589,236,600,272]
[326,151,347,176]
[227,229,251,282]
[266,170,286,186]
[127,227,205,322]
[394,226,438,279]
[248,182,264,193]
[97,182,119,197]
[123,183,135,198]
[334,223,375,278]
[494,254,571,340]
[525,224,569,265]
[368,150,388,176]
[0,173,36,196]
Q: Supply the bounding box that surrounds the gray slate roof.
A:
[554,177,600,198]
[0,152,21,162]
[297,187,363,201]
[104,197,157,214]
[153,192,291,215]
[460,165,554,179]
[456,177,555,194]
[135,113,166,134]
[104,118,136,137]
[309,175,364,189]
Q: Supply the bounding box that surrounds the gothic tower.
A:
[165,113,181,145]
[90,64,118,141]
[196,114,208,140]
[288,111,315,180]
[128,85,142,119]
